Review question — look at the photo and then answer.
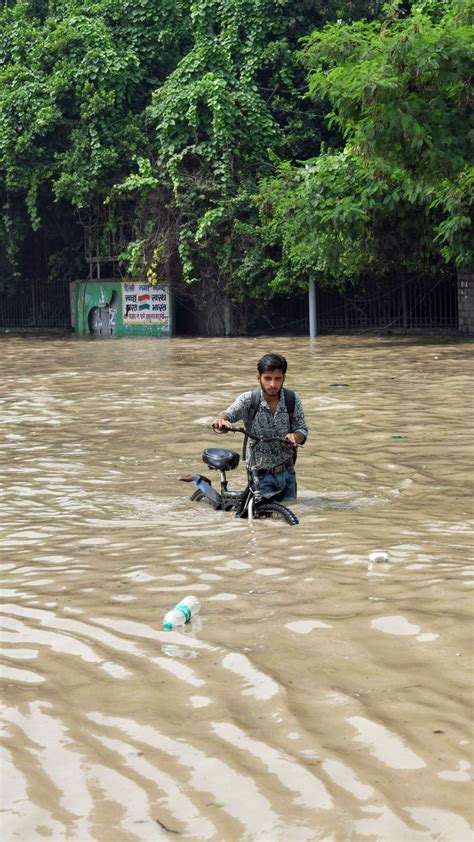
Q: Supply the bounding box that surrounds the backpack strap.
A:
[242,388,261,460]
[282,388,297,464]
[283,388,296,430]
[243,387,297,461]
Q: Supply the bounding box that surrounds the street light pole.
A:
[309,280,317,339]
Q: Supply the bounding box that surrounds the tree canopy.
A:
[0,0,191,285]
[0,0,470,324]
[257,0,473,292]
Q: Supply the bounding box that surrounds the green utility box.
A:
[73,280,172,336]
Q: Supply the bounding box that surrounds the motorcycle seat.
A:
[202,448,240,471]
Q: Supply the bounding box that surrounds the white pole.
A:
[308,280,317,339]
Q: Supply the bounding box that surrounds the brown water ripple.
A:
[0,335,473,841]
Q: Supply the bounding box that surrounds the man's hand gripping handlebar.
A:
[211,421,302,450]
[213,416,233,433]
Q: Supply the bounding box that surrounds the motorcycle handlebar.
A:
[212,423,300,447]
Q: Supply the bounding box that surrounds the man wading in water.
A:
[213,353,308,500]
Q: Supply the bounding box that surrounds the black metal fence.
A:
[0,278,71,330]
[0,273,459,334]
[259,274,459,335]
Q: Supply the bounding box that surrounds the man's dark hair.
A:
[257,353,288,375]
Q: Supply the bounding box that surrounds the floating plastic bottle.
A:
[163,596,201,630]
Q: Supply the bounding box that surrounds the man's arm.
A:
[285,393,308,445]
[213,392,251,432]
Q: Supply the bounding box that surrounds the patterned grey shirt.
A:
[223,389,308,470]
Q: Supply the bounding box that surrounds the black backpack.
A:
[243,387,297,463]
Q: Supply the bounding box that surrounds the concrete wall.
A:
[457,271,474,336]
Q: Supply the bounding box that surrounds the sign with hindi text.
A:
[123,283,170,331]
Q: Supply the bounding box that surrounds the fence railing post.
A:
[31,279,37,327]
[402,278,407,328]
[308,281,317,339]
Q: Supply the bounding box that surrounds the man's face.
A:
[257,368,285,398]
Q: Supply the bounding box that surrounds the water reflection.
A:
[0,335,472,840]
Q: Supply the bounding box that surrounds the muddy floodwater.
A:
[0,334,473,842]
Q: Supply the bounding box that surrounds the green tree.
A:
[114,0,382,330]
[0,0,384,323]
[0,0,191,287]
[258,0,473,293]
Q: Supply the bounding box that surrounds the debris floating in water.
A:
[368,551,390,563]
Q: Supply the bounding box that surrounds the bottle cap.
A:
[163,622,173,631]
